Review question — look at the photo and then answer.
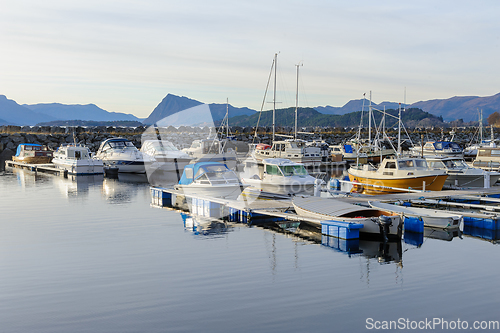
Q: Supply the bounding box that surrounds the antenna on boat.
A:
[294,62,303,140]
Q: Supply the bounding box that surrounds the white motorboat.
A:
[52,144,103,175]
[410,141,464,158]
[175,162,247,199]
[369,201,462,229]
[292,196,403,239]
[252,139,322,167]
[471,146,500,172]
[95,137,146,173]
[426,155,500,187]
[141,140,192,173]
[241,158,317,196]
[182,138,237,169]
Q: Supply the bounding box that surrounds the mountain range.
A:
[0,95,141,126]
[1,92,499,126]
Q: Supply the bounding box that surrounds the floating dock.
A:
[5,160,66,176]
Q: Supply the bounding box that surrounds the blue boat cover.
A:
[178,162,229,185]
[433,141,461,151]
[343,144,353,154]
[15,143,42,157]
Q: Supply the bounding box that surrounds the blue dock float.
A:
[320,220,364,240]
[321,235,362,254]
[403,216,425,233]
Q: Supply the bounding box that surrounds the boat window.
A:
[492,150,500,155]
[398,160,414,169]
[280,165,308,176]
[435,142,443,150]
[75,150,81,160]
[185,168,193,179]
[449,142,460,149]
[385,162,396,169]
[450,159,467,169]
[266,164,282,176]
[414,159,428,168]
[191,142,201,149]
[429,161,446,168]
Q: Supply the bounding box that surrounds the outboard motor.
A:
[377,215,393,242]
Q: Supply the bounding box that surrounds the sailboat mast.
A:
[480,109,483,143]
[398,103,402,156]
[368,91,372,146]
[226,98,229,139]
[294,64,298,140]
[273,53,277,142]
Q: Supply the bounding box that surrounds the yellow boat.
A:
[347,156,448,195]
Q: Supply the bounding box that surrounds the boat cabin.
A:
[263,158,308,177]
[54,145,90,160]
[179,162,239,186]
[378,157,429,175]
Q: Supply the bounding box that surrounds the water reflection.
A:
[180,213,233,237]
[463,225,500,244]
[54,174,104,198]
[101,176,148,204]
[424,227,462,242]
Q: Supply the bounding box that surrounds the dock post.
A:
[422,181,426,191]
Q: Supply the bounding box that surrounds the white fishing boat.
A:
[241,158,317,196]
[12,143,53,164]
[141,140,192,173]
[175,162,247,199]
[52,144,103,175]
[471,146,500,172]
[182,138,237,169]
[292,196,403,239]
[369,201,463,229]
[426,155,500,187]
[410,141,463,158]
[95,137,146,173]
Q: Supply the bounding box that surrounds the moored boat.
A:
[426,155,500,187]
[12,143,53,164]
[241,158,317,196]
[141,140,192,173]
[95,137,146,173]
[347,156,448,195]
[52,144,103,175]
[292,196,402,239]
[369,201,462,229]
[174,162,247,199]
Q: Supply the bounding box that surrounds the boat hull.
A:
[347,171,448,195]
[102,160,146,173]
[12,156,52,164]
[445,172,500,187]
[53,160,104,175]
[174,184,246,199]
[293,197,402,239]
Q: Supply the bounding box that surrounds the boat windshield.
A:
[428,160,446,169]
[107,141,135,149]
[398,159,428,169]
[279,164,308,176]
[448,159,468,169]
[197,165,238,181]
[151,141,178,152]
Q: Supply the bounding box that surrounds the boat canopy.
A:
[433,141,462,151]
[178,162,232,185]
[15,143,42,157]
[99,138,135,151]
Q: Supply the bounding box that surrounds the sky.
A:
[1,0,500,118]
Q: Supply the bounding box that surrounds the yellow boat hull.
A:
[347,173,448,195]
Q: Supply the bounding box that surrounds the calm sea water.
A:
[1,168,499,332]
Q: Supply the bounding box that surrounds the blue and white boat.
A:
[174,162,247,199]
[410,141,463,158]
[95,138,146,173]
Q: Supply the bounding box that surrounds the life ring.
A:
[351,179,364,193]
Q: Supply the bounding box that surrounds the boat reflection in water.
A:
[180,213,233,237]
[102,174,149,204]
[463,225,500,244]
[54,174,104,198]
